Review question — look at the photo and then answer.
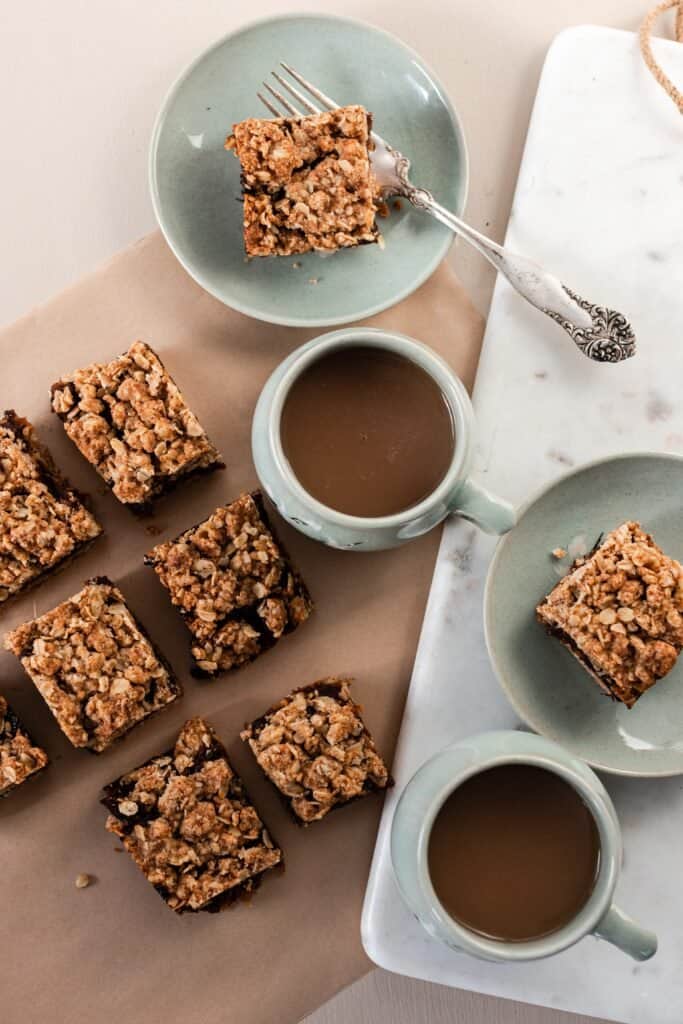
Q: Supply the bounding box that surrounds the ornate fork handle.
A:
[391,152,636,364]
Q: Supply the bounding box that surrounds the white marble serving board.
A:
[361,24,683,1024]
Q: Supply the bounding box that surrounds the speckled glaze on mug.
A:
[251,328,516,551]
[391,730,658,963]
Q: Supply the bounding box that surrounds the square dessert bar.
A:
[537,521,683,707]
[226,105,380,257]
[102,717,282,913]
[5,577,181,752]
[241,678,392,825]
[0,411,102,606]
[145,491,313,677]
[50,340,223,511]
[0,695,49,797]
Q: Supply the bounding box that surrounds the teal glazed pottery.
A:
[485,452,683,777]
[149,13,468,326]
[391,730,657,963]
[251,328,515,551]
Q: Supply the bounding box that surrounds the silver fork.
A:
[258,64,636,364]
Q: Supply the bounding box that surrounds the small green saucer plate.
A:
[149,13,468,327]
[485,453,683,777]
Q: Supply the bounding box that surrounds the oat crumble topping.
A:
[0,695,49,796]
[145,492,313,676]
[226,105,381,256]
[242,678,391,824]
[0,411,102,605]
[102,717,282,912]
[50,341,223,508]
[537,521,683,706]
[5,578,181,752]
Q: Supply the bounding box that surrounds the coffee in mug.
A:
[280,345,454,518]
[252,328,516,550]
[391,730,656,961]
[427,764,600,942]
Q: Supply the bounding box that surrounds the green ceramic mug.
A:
[251,327,516,551]
[391,730,658,963]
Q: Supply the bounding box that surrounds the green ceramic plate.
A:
[485,453,683,777]
[149,13,467,327]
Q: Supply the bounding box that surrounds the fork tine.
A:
[257,90,281,118]
[263,81,303,117]
[270,71,321,114]
[279,62,338,111]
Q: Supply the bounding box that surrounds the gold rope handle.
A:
[639,0,683,113]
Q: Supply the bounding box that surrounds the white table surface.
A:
[1,2,663,1022]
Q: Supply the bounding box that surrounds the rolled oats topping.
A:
[145,492,313,676]
[4,578,181,752]
[242,678,391,825]
[226,106,381,257]
[50,341,223,508]
[537,521,683,707]
[102,717,282,912]
[0,694,49,797]
[0,411,102,605]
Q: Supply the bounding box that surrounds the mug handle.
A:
[448,478,516,535]
[593,904,658,961]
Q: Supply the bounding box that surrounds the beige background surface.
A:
[0,2,666,1023]
[0,235,482,1024]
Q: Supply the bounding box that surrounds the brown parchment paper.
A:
[0,233,483,1024]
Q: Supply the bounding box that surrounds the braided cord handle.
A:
[639,0,683,113]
